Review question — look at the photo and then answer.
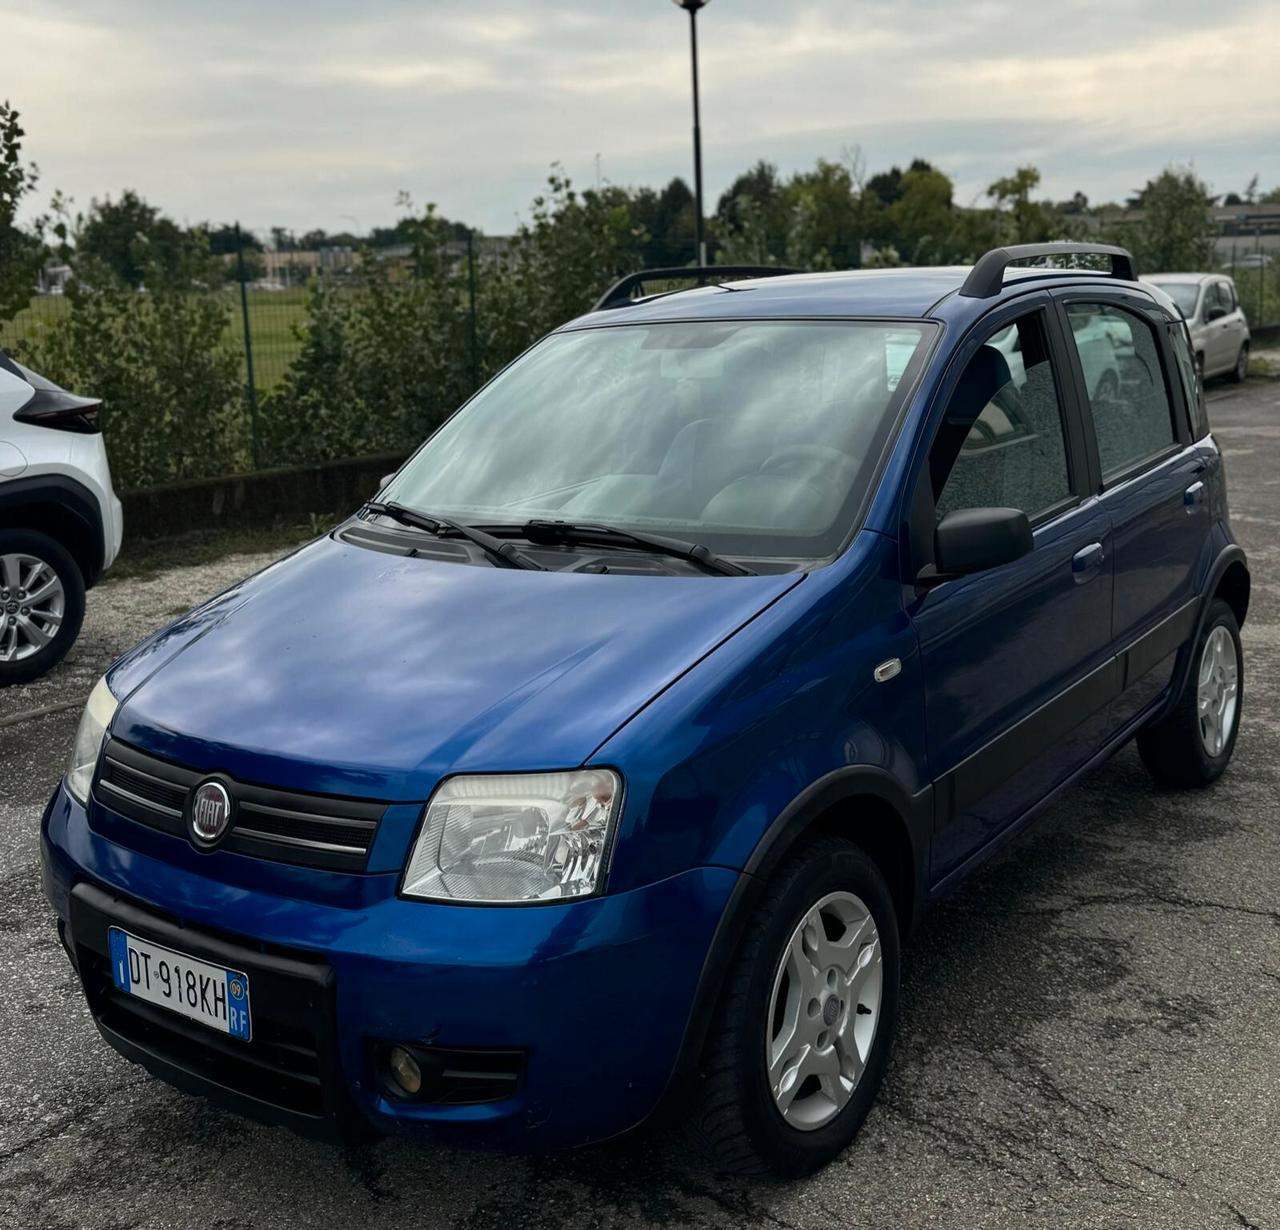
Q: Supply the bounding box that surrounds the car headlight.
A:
[66,676,118,805]
[402,769,622,903]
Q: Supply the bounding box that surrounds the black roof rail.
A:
[592,265,802,312]
[959,242,1137,298]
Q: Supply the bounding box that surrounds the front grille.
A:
[94,739,388,873]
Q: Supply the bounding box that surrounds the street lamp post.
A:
[671,0,710,266]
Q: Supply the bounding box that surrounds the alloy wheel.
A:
[0,553,66,663]
[765,890,883,1131]
[1197,625,1239,757]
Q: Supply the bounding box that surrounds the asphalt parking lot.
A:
[2,374,1278,1230]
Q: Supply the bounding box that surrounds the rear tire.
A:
[1230,343,1249,384]
[1137,599,1242,788]
[688,836,900,1178]
[0,529,86,687]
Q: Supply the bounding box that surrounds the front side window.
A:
[933,311,1072,523]
[383,320,932,560]
[1066,303,1176,480]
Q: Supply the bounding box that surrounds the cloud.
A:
[5,0,1277,235]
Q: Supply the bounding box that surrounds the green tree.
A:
[987,166,1057,244]
[780,158,863,269]
[631,177,695,266]
[1117,168,1218,273]
[478,172,645,365]
[0,100,44,323]
[77,190,218,289]
[18,280,245,487]
[714,193,775,265]
[888,163,961,264]
[714,161,789,261]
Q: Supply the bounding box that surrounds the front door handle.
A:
[1184,481,1205,511]
[1071,541,1105,583]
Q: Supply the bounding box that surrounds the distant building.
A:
[36,262,72,295]
[1211,204,1280,268]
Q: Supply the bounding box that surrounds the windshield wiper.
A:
[363,501,544,571]
[520,520,755,577]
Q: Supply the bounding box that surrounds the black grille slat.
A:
[236,805,376,850]
[99,759,187,812]
[91,738,388,873]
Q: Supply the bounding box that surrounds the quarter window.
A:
[1065,304,1176,480]
[1168,321,1206,438]
[933,312,1073,523]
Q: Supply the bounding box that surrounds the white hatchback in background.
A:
[0,351,122,684]
[1142,273,1251,383]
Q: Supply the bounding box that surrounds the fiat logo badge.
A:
[189,780,233,848]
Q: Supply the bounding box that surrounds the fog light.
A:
[388,1045,422,1096]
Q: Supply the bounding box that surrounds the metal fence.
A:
[0,281,310,393]
[5,247,1276,393]
[1,236,1276,492]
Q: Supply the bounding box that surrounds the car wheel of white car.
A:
[1231,343,1249,384]
[0,529,86,686]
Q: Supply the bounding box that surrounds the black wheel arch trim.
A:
[1162,543,1249,714]
[668,766,930,1089]
[0,473,105,586]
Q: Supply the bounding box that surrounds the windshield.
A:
[1153,282,1201,318]
[382,319,932,560]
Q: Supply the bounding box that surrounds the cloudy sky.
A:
[7,0,1278,239]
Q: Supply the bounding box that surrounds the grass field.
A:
[0,286,312,393]
[224,286,309,390]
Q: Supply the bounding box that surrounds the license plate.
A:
[108,927,252,1041]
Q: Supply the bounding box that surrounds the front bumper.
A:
[41,783,738,1150]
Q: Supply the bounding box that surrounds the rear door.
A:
[1056,290,1209,727]
[911,299,1115,884]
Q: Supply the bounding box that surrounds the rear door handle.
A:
[1072,541,1105,583]
[1184,481,1205,510]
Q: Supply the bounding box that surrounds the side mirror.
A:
[920,507,1033,587]
[1205,304,1227,323]
[377,472,395,494]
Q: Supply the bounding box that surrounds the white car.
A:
[1142,273,1251,383]
[0,351,122,684]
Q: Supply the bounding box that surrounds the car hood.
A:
[108,534,803,800]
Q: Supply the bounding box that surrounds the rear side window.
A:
[1065,303,1177,481]
[933,311,1073,523]
[1168,320,1206,438]
[1218,281,1237,311]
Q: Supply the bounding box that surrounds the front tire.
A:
[0,529,86,687]
[689,837,900,1177]
[1137,599,1243,788]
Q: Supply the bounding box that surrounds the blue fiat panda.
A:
[42,244,1249,1177]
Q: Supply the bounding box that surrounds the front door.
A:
[1203,281,1234,375]
[911,303,1115,884]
